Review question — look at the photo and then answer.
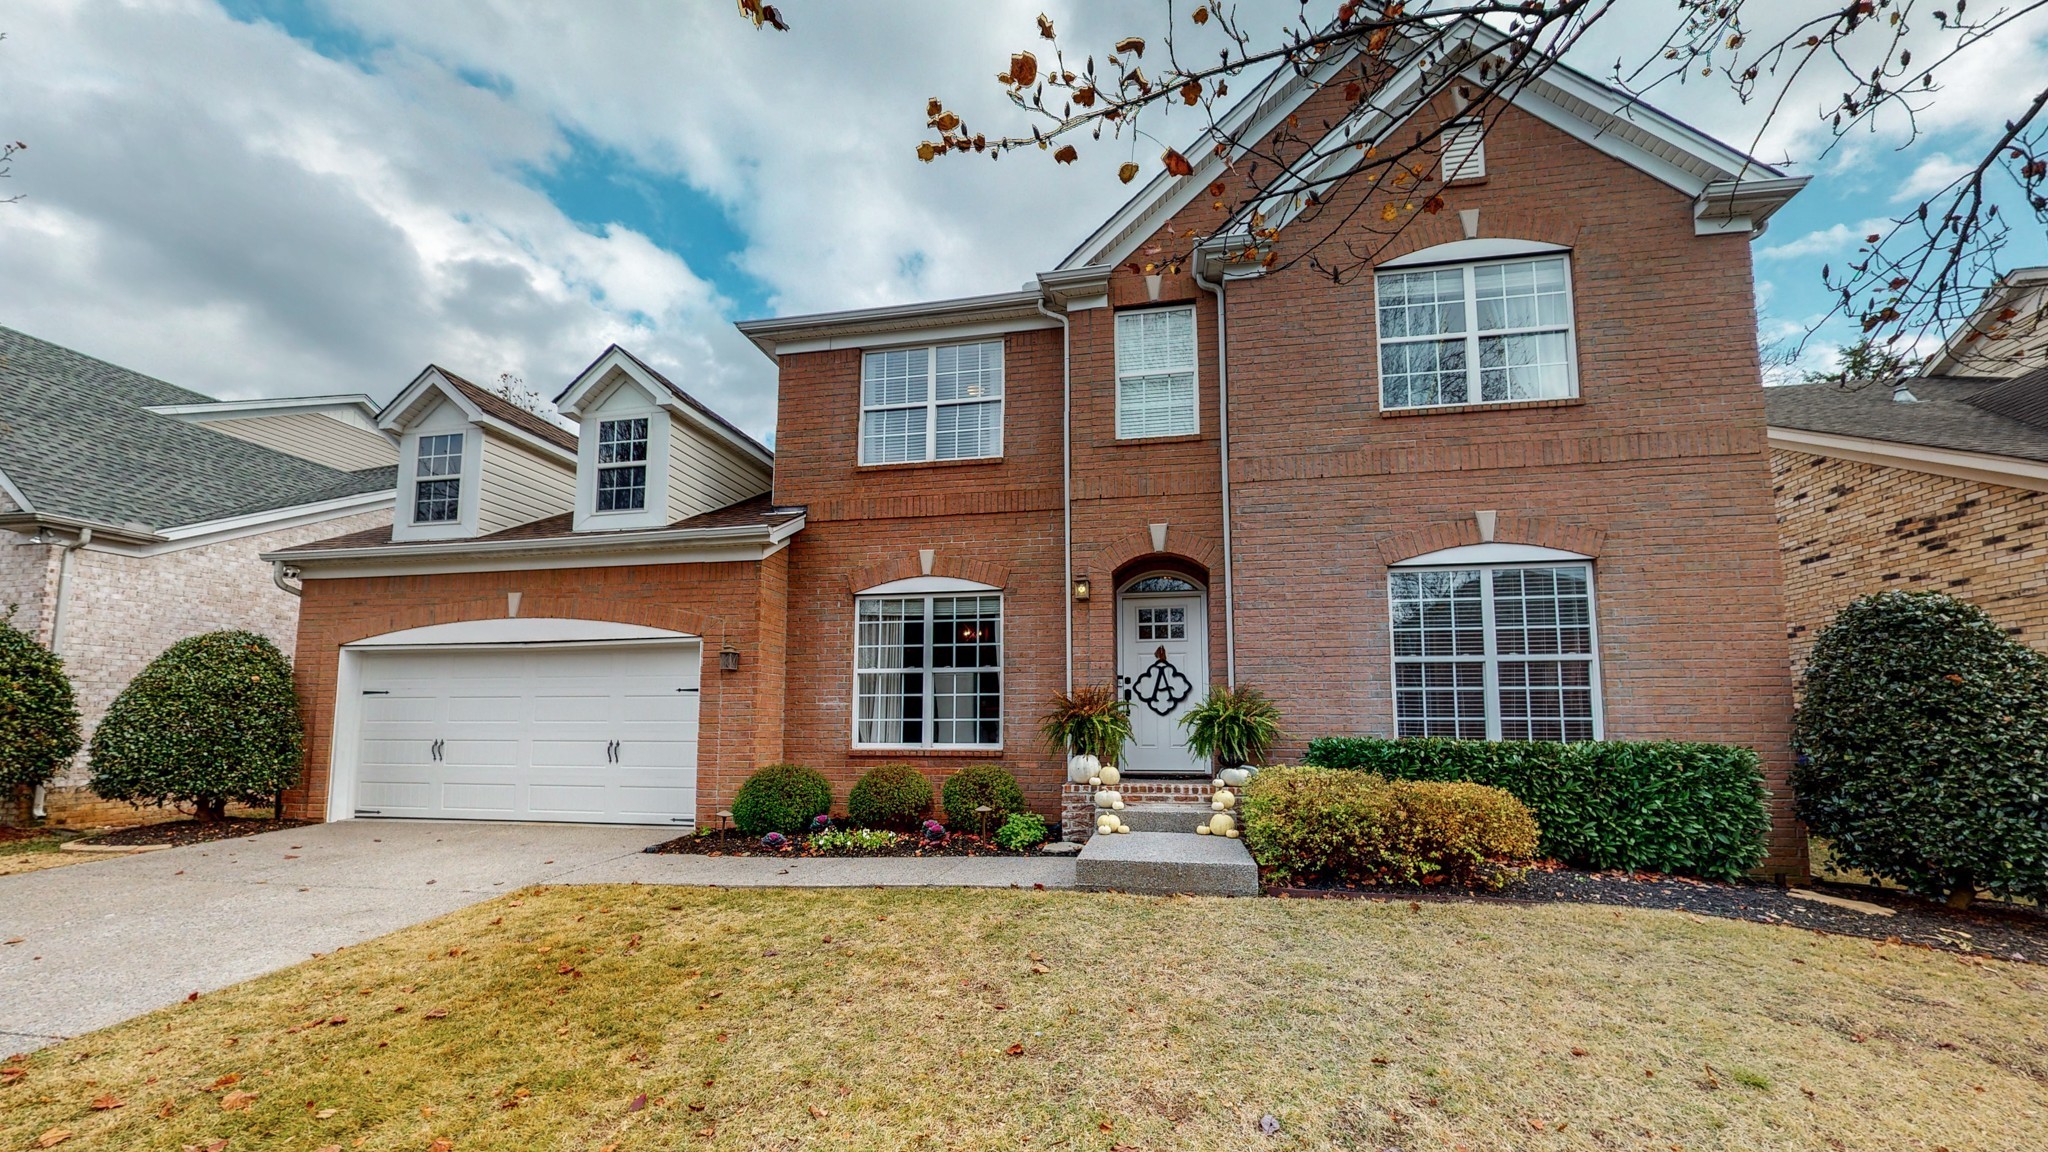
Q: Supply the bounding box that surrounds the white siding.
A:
[478,433,577,535]
[202,413,398,470]
[666,416,771,521]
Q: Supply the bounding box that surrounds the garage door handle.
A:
[606,740,619,763]
[430,739,443,762]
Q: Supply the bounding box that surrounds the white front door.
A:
[1117,587,1209,775]
[351,642,700,826]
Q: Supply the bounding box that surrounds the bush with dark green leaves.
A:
[0,607,82,793]
[1795,591,2048,908]
[88,631,300,820]
[1302,736,1769,880]
[940,763,1027,830]
[847,763,934,831]
[730,763,834,836]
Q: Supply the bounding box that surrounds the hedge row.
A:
[1301,737,1769,880]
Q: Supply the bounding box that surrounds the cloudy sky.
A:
[3,1,2045,440]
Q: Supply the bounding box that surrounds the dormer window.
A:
[595,418,650,512]
[412,432,465,523]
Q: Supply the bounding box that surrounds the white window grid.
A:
[1375,255,1577,411]
[859,341,1005,465]
[1115,306,1198,439]
[412,432,464,524]
[595,417,650,512]
[1387,563,1601,742]
[853,594,1003,749]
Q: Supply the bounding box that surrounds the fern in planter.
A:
[1181,684,1283,770]
[1040,684,1132,763]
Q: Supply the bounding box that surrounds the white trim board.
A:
[859,576,1000,595]
[346,618,698,648]
[1769,426,2048,495]
[1392,542,1592,567]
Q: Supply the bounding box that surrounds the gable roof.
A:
[0,325,395,532]
[554,345,774,466]
[376,365,580,458]
[1765,373,2048,466]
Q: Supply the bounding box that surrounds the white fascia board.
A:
[142,490,397,554]
[279,534,794,579]
[771,314,1061,356]
[1769,426,2048,494]
[735,291,1052,359]
[348,618,699,648]
[377,368,484,433]
[0,466,33,514]
[268,514,805,572]
[147,394,380,421]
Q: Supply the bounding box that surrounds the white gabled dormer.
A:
[377,366,580,543]
[555,346,773,532]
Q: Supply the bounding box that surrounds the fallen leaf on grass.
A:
[34,1129,71,1148]
[422,1009,448,1019]
[1005,1044,1025,1057]
[316,1146,342,1152]
[184,1141,228,1152]
[209,1074,240,1090]
[628,1094,647,1113]
[428,1140,453,1152]
[157,1101,177,1119]
[1570,1047,1590,1057]
[90,1094,125,1110]
[808,1105,828,1119]
[221,1089,258,1112]
[316,1108,338,1119]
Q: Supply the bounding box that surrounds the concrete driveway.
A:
[0,820,660,1051]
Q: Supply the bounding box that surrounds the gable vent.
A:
[1441,120,1486,182]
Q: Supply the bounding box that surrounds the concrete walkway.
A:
[0,820,1075,1051]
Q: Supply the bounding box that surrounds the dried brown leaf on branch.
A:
[1161,149,1193,177]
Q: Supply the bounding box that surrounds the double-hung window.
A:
[854,594,1002,748]
[1115,306,1197,438]
[1388,563,1599,741]
[1376,255,1576,410]
[595,417,650,512]
[859,341,1004,465]
[412,433,464,524]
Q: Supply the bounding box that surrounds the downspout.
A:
[272,560,303,598]
[1037,297,1073,692]
[1189,262,1236,687]
[37,527,92,819]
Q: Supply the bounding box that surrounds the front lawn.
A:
[0,830,91,878]
[2,888,2043,1151]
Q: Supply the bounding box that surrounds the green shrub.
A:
[1302,736,1769,880]
[0,607,82,792]
[809,827,899,853]
[730,763,834,836]
[1040,684,1132,763]
[1239,766,1538,889]
[941,763,1027,829]
[847,763,934,831]
[1795,591,2048,908]
[994,811,1050,851]
[88,631,300,820]
[1180,683,1283,768]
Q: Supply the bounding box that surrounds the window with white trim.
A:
[855,594,1002,747]
[1388,563,1599,741]
[1376,255,1575,410]
[859,341,1004,465]
[1115,306,1197,438]
[411,432,464,523]
[594,417,649,512]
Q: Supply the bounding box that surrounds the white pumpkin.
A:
[1114,824,1131,834]
[1094,789,1115,809]
[1225,828,1240,839]
[1069,754,1101,784]
[1088,776,1102,786]
[1208,812,1236,836]
[1097,765,1121,787]
[1211,790,1237,810]
[1195,824,1211,835]
[1112,800,1125,811]
[1218,767,1249,787]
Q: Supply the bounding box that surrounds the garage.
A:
[335,620,700,827]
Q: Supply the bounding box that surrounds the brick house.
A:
[273,26,1810,871]
[1769,267,2048,671]
[0,326,396,826]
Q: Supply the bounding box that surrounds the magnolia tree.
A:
[741,0,2048,371]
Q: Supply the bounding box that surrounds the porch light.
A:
[719,643,741,672]
[1073,576,1092,602]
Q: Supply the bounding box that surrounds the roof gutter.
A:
[265,515,807,568]
[734,290,1052,359]
[0,513,163,547]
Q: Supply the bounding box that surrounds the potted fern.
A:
[1180,684,1283,773]
[1041,684,1132,765]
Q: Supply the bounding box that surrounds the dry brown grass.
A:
[0,834,97,878]
[2,887,2043,1151]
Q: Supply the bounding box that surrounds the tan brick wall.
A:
[283,557,787,826]
[0,533,59,646]
[35,509,390,827]
[1774,449,2048,674]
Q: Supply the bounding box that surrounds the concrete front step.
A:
[1113,802,1220,834]
[1075,831,1260,897]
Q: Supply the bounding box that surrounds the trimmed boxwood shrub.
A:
[1795,591,2048,908]
[0,607,82,792]
[940,763,1026,830]
[88,631,300,821]
[848,763,934,831]
[1240,766,1539,889]
[1302,736,1769,880]
[730,763,833,836]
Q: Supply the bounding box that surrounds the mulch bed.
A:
[1277,867,2048,965]
[646,830,1046,859]
[82,817,315,849]
[0,825,52,844]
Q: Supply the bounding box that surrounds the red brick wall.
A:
[285,558,785,826]
[772,95,1802,871]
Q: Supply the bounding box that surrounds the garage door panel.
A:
[349,641,699,826]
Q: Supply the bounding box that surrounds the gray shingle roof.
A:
[0,326,394,532]
[1765,375,2048,466]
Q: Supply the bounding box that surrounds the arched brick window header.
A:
[844,554,1010,597]
[1375,516,1606,567]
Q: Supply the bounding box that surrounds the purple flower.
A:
[810,814,835,833]
[922,820,946,841]
[761,832,788,849]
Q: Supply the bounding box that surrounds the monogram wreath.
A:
[1130,654,1193,717]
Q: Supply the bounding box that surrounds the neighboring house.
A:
[0,326,397,826]
[272,21,1809,873]
[1769,269,2048,672]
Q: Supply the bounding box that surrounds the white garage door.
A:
[351,642,699,826]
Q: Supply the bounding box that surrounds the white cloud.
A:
[1892,153,1975,202]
